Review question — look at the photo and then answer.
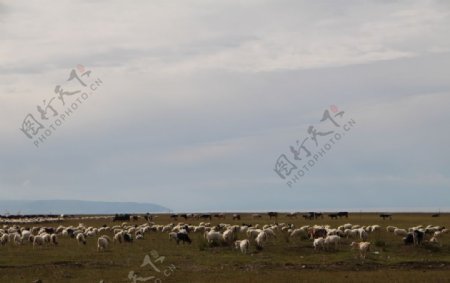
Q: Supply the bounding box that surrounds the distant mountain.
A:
[0,200,170,214]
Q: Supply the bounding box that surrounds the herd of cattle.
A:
[0,212,447,260]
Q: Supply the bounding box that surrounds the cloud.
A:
[1,1,450,211]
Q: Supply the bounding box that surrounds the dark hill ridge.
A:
[0,200,170,214]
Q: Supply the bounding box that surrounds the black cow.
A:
[176,233,192,245]
[232,214,241,220]
[302,214,313,220]
[268,212,278,219]
[214,213,226,219]
[286,212,298,218]
[200,214,212,220]
[113,214,131,221]
[170,214,178,221]
[379,214,392,220]
[304,212,323,220]
[328,213,338,219]
[337,212,349,218]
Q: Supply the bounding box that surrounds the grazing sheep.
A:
[13,233,22,246]
[345,229,359,239]
[290,228,308,240]
[205,231,223,245]
[324,235,341,250]
[114,231,124,243]
[394,228,408,237]
[430,230,446,246]
[255,231,268,249]
[41,233,51,245]
[33,235,45,248]
[21,230,31,243]
[97,236,110,251]
[386,226,397,233]
[0,233,8,245]
[223,229,237,244]
[313,237,325,250]
[76,233,86,245]
[350,241,371,259]
[247,228,262,240]
[429,236,441,246]
[169,232,178,241]
[309,227,327,239]
[234,239,250,254]
[175,233,192,245]
[357,228,368,241]
[343,223,353,230]
[263,228,276,240]
[123,233,133,243]
[368,225,381,233]
[50,234,58,246]
[412,230,425,246]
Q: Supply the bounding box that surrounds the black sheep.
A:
[176,233,191,245]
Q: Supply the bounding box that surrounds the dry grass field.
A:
[0,213,449,283]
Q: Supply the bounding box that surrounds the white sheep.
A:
[313,237,325,250]
[247,228,262,240]
[97,235,111,251]
[76,233,86,245]
[41,233,51,244]
[386,226,397,233]
[429,236,440,246]
[168,232,177,241]
[21,230,31,243]
[290,228,307,240]
[114,231,124,243]
[263,228,276,240]
[350,241,371,259]
[205,231,223,245]
[0,233,8,245]
[255,231,268,249]
[50,234,58,246]
[234,239,250,254]
[394,228,408,237]
[370,225,381,233]
[33,235,45,248]
[223,229,238,244]
[13,233,22,246]
[324,235,341,250]
[343,223,353,230]
[358,228,368,241]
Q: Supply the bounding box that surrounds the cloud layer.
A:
[1,0,450,212]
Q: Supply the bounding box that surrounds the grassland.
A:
[0,213,449,283]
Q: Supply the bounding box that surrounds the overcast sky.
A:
[1,0,450,212]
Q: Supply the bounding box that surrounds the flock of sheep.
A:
[0,215,447,261]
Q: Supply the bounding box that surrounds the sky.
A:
[1,0,450,212]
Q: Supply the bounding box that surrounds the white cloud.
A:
[1,0,450,211]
